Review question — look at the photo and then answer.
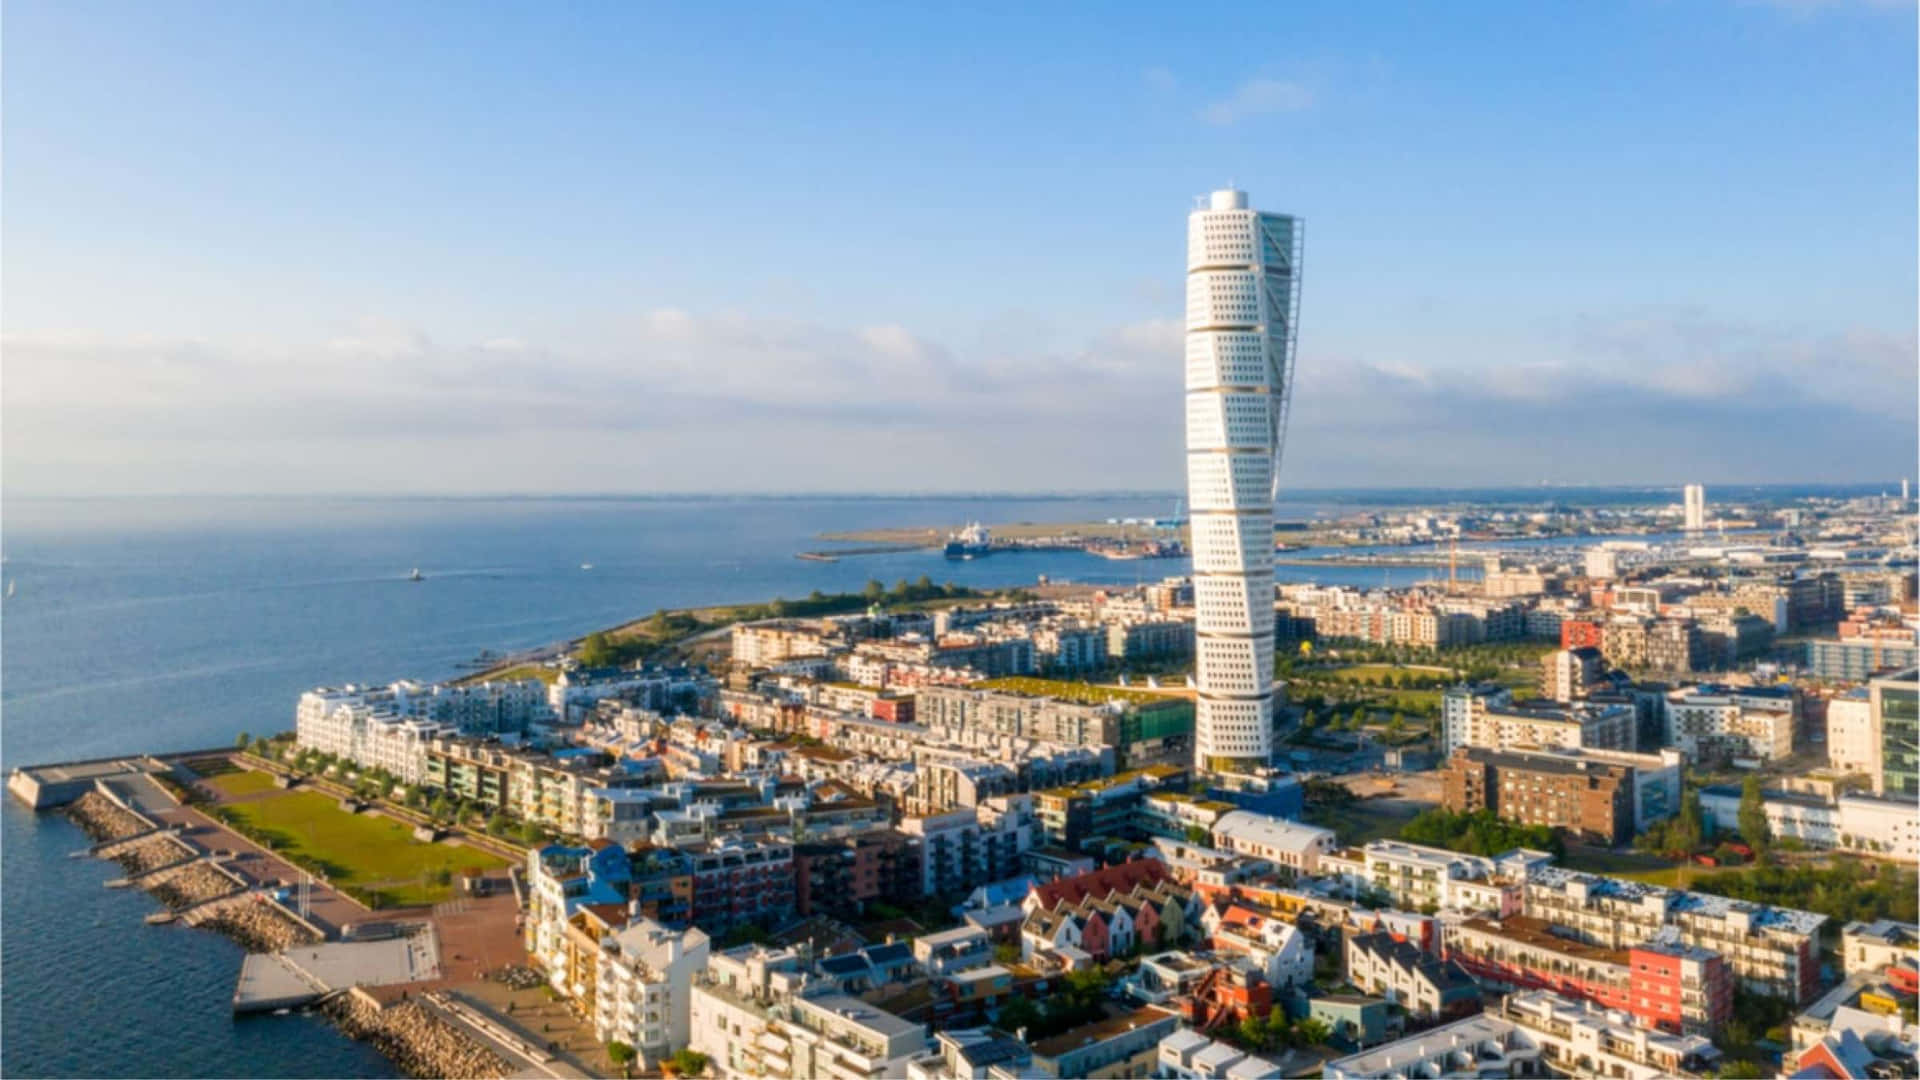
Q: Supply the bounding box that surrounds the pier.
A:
[234,931,440,1014]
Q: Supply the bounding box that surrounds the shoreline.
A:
[58,788,507,1079]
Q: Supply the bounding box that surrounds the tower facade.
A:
[1185,189,1302,774]
[1683,484,1706,532]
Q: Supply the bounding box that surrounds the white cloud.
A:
[2,307,1910,494]
[1199,77,1315,126]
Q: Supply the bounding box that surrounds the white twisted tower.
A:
[1185,189,1303,774]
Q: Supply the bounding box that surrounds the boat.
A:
[943,522,992,559]
[4,580,13,598]
[580,563,594,571]
[408,568,424,582]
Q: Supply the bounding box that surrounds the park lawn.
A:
[219,789,507,907]
[1312,800,1422,846]
[206,768,280,798]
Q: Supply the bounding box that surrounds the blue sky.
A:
[5,0,1915,493]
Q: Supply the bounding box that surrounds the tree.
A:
[1185,825,1212,846]
[995,994,1041,1035]
[1737,775,1772,857]
[1675,785,1705,853]
[667,1049,709,1077]
[579,631,617,668]
[234,731,252,750]
[606,1041,635,1068]
[1295,1017,1332,1047]
[863,579,886,602]
[488,812,511,836]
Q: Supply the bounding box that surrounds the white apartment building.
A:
[1666,686,1797,762]
[689,947,930,1080]
[899,797,1034,897]
[1826,690,1878,777]
[1442,683,1512,755]
[1697,787,1919,862]
[594,918,712,1066]
[1210,811,1335,877]
[294,687,453,785]
[1326,990,1724,1080]
[1319,840,1525,916]
[1186,188,1301,775]
[1522,867,1826,1002]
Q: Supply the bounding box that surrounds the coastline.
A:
[45,775,511,1080]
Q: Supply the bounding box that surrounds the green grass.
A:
[469,663,560,685]
[1560,848,1746,889]
[976,676,1179,707]
[206,768,280,798]
[1310,801,1423,847]
[218,789,507,907]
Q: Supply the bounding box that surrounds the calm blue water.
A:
[0,491,1850,1077]
[0,494,1210,1078]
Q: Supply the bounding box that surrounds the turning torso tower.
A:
[1184,189,1303,774]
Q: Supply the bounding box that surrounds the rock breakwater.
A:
[113,834,194,876]
[65,790,149,841]
[323,993,509,1079]
[191,898,322,952]
[146,861,243,910]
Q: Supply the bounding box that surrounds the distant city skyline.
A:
[4,1,1915,495]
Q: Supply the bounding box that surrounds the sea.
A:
[0,487,1879,1077]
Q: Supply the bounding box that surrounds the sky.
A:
[4,0,1916,495]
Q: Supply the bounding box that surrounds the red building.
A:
[1561,619,1604,651]
[871,696,914,724]
[1181,965,1274,1033]
[1445,917,1731,1035]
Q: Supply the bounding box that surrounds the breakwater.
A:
[322,992,510,1080]
[65,789,149,841]
[191,898,323,952]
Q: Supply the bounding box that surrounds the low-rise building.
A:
[1324,990,1724,1080]
[1666,685,1797,762]
[1209,811,1336,877]
[1024,1005,1178,1079]
[1343,930,1481,1022]
[1696,786,1919,862]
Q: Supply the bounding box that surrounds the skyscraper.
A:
[1683,484,1706,531]
[1185,189,1302,774]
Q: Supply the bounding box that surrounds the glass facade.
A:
[1876,676,1918,799]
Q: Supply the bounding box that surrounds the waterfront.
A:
[0,489,1878,1078]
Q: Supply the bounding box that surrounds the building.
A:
[1665,685,1797,762]
[906,1029,1033,1080]
[1343,930,1481,1022]
[1440,746,1637,844]
[1803,638,1920,681]
[593,918,711,1067]
[1840,919,1920,978]
[1186,187,1301,775]
[1032,765,1189,851]
[1318,839,1522,916]
[688,838,795,932]
[1442,916,1732,1035]
[1026,1005,1178,1079]
[1325,990,1724,1080]
[1156,1030,1286,1080]
[1521,866,1826,1002]
[687,945,931,1080]
[1441,683,1511,755]
[900,798,1034,898]
[1684,484,1706,531]
[1210,811,1335,877]
[1696,786,1919,861]
[1827,689,1878,778]
[1872,667,1918,799]
[1541,647,1603,703]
